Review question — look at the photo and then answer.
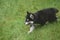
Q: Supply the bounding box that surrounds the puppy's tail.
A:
[50,8,59,13]
[55,9,59,13]
[53,8,59,13]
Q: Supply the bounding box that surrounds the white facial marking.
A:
[25,21,33,25]
[30,14,34,19]
[30,14,32,18]
[28,25,35,34]
[29,21,34,24]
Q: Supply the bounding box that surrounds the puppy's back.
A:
[36,8,59,15]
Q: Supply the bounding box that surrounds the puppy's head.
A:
[25,11,34,25]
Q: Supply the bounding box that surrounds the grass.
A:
[0,0,60,40]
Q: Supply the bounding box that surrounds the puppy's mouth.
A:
[25,21,34,25]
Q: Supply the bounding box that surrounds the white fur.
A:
[29,21,34,24]
[25,21,34,25]
[28,25,35,34]
[30,14,33,18]
[46,21,48,24]
[30,14,34,19]
[25,22,29,25]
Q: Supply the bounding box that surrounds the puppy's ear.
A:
[27,11,30,14]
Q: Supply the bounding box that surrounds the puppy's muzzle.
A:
[25,21,34,25]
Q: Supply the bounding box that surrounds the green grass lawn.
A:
[0,0,60,40]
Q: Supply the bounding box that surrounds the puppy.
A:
[25,8,59,34]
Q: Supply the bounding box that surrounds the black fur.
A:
[25,8,59,26]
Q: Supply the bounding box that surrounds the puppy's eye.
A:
[27,19,29,21]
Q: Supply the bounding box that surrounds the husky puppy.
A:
[25,8,59,34]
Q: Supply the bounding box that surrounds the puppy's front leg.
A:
[28,24,35,34]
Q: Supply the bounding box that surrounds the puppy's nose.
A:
[25,22,29,25]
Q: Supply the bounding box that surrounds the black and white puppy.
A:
[25,8,59,34]
[25,12,35,34]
